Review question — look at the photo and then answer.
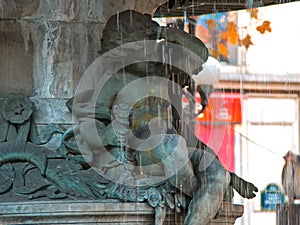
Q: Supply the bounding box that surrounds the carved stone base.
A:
[0,200,243,225]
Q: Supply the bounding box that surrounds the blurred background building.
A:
[155,2,300,224]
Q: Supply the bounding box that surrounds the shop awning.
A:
[154,0,299,17]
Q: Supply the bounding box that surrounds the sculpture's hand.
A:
[230,173,258,199]
[241,181,258,199]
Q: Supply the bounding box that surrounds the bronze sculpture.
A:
[66,10,258,225]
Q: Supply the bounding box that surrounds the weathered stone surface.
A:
[30,98,73,124]
[0,20,34,97]
[0,19,103,99]
[19,20,104,98]
[0,200,243,225]
[0,0,169,100]
[0,0,169,119]
[0,0,168,20]
[0,0,40,19]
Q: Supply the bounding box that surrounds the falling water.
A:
[117,10,120,33]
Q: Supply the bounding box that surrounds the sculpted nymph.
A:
[66,10,258,225]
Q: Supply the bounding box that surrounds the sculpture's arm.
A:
[161,27,209,63]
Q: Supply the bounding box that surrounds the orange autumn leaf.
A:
[226,21,237,30]
[229,30,239,45]
[206,19,216,30]
[256,21,272,34]
[226,22,239,45]
[218,42,229,57]
[220,22,239,45]
[220,31,229,41]
[246,8,259,20]
[210,48,219,58]
[240,34,253,50]
[256,26,264,34]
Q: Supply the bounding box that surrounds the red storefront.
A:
[193,92,245,172]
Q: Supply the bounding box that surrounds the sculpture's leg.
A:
[184,157,230,225]
[159,134,198,197]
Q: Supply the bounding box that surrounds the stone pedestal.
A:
[0,200,243,225]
